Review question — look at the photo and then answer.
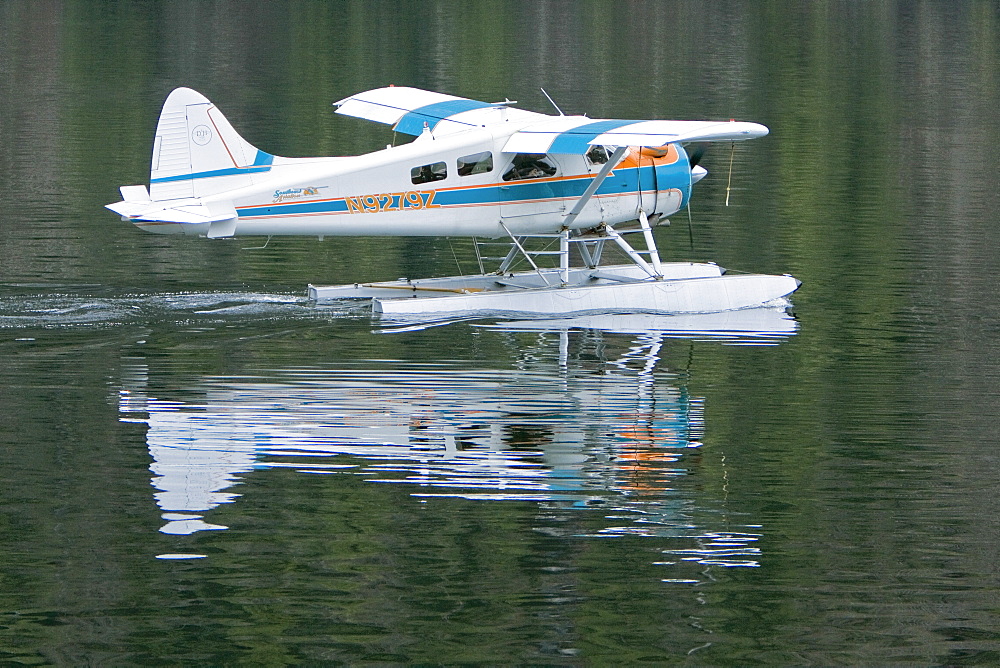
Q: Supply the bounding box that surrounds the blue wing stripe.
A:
[547,119,639,154]
[394,99,493,135]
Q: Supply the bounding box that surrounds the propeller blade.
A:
[688,144,706,169]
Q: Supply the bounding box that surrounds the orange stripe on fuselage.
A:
[234,154,676,217]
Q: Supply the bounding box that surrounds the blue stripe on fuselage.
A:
[235,162,692,218]
[238,198,351,217]
[395,99,494,135]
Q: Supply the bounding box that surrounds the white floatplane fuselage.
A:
[108,86,800,316]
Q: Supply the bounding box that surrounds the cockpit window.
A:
[586,145,610,165]
[411,161,447,184]
[457,151,493,176]
[502,153,557,181]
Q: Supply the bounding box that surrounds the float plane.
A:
[107,86,800,317]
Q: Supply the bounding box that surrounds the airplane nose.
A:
[692,165,708,183]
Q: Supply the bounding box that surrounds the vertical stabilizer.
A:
[149,88,273,201]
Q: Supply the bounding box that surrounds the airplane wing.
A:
[335,86,768,150]
[333,86,546,136]
[502,117,769,154]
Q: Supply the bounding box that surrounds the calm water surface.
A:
[3,1,1000,664]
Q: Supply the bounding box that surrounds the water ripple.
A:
[0,289,344,329]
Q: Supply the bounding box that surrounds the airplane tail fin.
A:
[148,87,274,201]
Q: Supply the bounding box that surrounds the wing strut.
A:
[561,146,663,279]
[561,146,628,229]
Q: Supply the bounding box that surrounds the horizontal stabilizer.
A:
[105,196,236,225]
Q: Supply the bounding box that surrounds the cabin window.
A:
[411,161,447,184]
[457,151,493,176]
[586,145,610,165]
[502,153,557,181]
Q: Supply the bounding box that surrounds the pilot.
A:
[504,154,556,181]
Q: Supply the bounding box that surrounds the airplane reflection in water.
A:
[118,308,796,568]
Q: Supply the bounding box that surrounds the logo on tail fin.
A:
[191,125,213,146]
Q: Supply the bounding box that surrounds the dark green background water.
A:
[3,1,1000,664]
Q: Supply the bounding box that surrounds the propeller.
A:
[687,144,706,169]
